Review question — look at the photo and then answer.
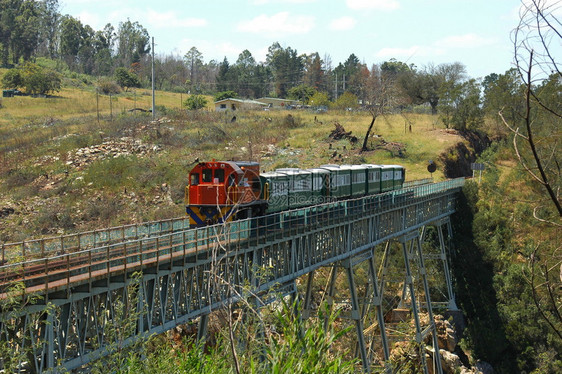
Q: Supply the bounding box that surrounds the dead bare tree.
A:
[361,64,408,153]
[499,0,562,344]
[504,0,562,218]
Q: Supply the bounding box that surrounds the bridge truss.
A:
[0,178,464,373]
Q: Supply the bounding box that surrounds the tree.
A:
[185,46,203,93]
[0,0,42,65]
[114,67,141,91]
[303,52,325,91]
[494,2,562,370]
[116,19,150,68]
[266,42,304,98]
[58,15,97,72]
[308,91,330,108]
[1,63,61,94]
[332,91,358,110]
[507,0,561,218]
[235,49,257,98]
[435,63,469,128]
[450,79,484,131]
[482,69,524,135]
[184,94,207,110]
[287,84,316,104]
[214,91,237,101]
[216,57,233,92]
[419,68,445,114]
[37,0,60,59]
[92,23,115,75]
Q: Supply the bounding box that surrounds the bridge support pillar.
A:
[319,247,393,373]
[436,218,458,311]
[398,231,443,374]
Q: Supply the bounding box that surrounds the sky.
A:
[59,0,534,79]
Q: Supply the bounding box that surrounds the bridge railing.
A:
[0,178,465,296]
[0,217,191,266]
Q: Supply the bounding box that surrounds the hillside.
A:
[0,84,466,243]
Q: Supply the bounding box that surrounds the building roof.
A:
[214,98,268,106]
[256,97,298,103]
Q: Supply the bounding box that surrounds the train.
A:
[185,160,405,228]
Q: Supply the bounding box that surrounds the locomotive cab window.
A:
[190,173,199,186]
[227,173,236,186]
[214,169,225,183]
[202,169,213,183]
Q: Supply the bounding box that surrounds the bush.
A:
[1,63,61,95]
[114,67,141,92]
[96,77,122,95]
[184,94,208,110]
[1,68,23,89]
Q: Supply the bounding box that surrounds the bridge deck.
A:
[0,178,464,373]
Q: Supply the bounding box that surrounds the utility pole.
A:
[151,36,155,120]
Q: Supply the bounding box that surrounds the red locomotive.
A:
[185,160,267,227]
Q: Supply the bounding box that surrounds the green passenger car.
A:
[381,165,395,192]
[389,165,405,189]
[306,168,330,204]
[350,165,368,197]
[362,164,382,194]
[276,169,313,209]
[260,171,290,212]
[320,165,352,199]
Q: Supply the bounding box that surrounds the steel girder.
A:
[0,182,463,372]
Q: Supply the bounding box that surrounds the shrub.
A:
[96,77,122,95]
[184,94,207,110]
[114,67,141,92]
[1,63,61,95]
[1,68,23,89]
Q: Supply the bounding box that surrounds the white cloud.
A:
[330,16,356,31]
[146,10,207,28]
[177,38,271,64]
[251,0,316,4]
[376,33,497,61]
[73,11,101,28]
[376,45,444,59]
[434,33,496,49]
[236,12,315,36]
[346,0,400,11]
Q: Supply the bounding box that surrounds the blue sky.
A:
[60,0,531,79]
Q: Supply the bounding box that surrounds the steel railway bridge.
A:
[0,178,465,373]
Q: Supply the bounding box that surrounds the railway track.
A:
[0,178,449,298]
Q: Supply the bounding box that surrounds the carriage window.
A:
[214,169,225,183]
[202,169,213,183]
[190,173,199,185]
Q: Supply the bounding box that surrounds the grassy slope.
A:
[0,81,463,243]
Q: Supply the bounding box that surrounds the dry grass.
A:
[261,110,462,181]
[0,86,214,127]
[0,81,467,241]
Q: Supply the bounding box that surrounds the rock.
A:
[434,315,458,352]
[440,350,462,374]
[65,137,162,168]
[0,207,15,218]
[475,361,494,374]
